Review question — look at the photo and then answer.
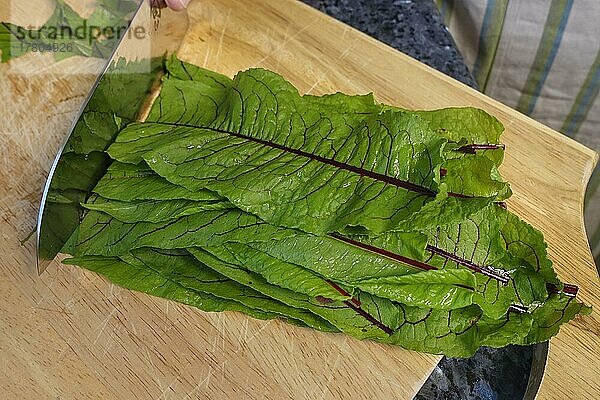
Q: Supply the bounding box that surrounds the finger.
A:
[165,0,190,11]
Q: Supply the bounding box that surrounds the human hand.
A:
[165,0,190,11]
[151,0,190,11]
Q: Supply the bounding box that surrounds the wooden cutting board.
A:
[1,1,598,399]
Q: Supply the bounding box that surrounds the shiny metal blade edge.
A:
[36,1,186,274]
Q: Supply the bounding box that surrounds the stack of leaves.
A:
[62,57,590,357]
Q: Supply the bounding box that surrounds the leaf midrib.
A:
[152,121,438,197]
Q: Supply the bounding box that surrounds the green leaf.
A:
[188,247,395,341]
[67,201,478,311]
[120,248,337,332]
[106,58,511,237]
[62,255,287,322]
[50,152,111,193]
[86,57,165,120]
[191,247,568,358]
[355,268,476,310]
[496,207,559,284]
[212,242,349,301]
[416,203,552,318]
[94,162,223,202]
[39,189,86,259]
[411,107,505,144]
[62,208,297,257]
[82,195,231,223]
[441,155,512,200]
[63,112,123,155]
[64,207,416,280]
[523,293,591,343]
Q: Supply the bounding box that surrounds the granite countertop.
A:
[302,0,476,88]
[300,1,534,399]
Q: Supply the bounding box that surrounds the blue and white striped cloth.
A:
[438,0,600,269]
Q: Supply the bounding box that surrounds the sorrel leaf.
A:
[107,57,511,236]
[82,195,231,223]
[93,162,223,202]
[121,248,336,332]
[62,255,287,322]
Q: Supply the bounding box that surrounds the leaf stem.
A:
[425,245,511,284]
[324,279,361,306]
[457,144,506,154]
[343,300,394,335]
[330,233,437,271]
[329,234,580,303]
[322,277,394,335]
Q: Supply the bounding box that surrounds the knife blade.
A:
[36,0,188,274]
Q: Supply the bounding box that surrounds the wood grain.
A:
[1,0,598,399]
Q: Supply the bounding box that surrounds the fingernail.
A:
[165,0,190,11]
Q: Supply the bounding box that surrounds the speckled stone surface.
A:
[299,1,534,399]
[301,0,477,88]
[414,345,532,400]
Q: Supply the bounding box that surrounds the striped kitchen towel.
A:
[438,0,600,269]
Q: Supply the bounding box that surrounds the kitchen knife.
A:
[36,0,188,274]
